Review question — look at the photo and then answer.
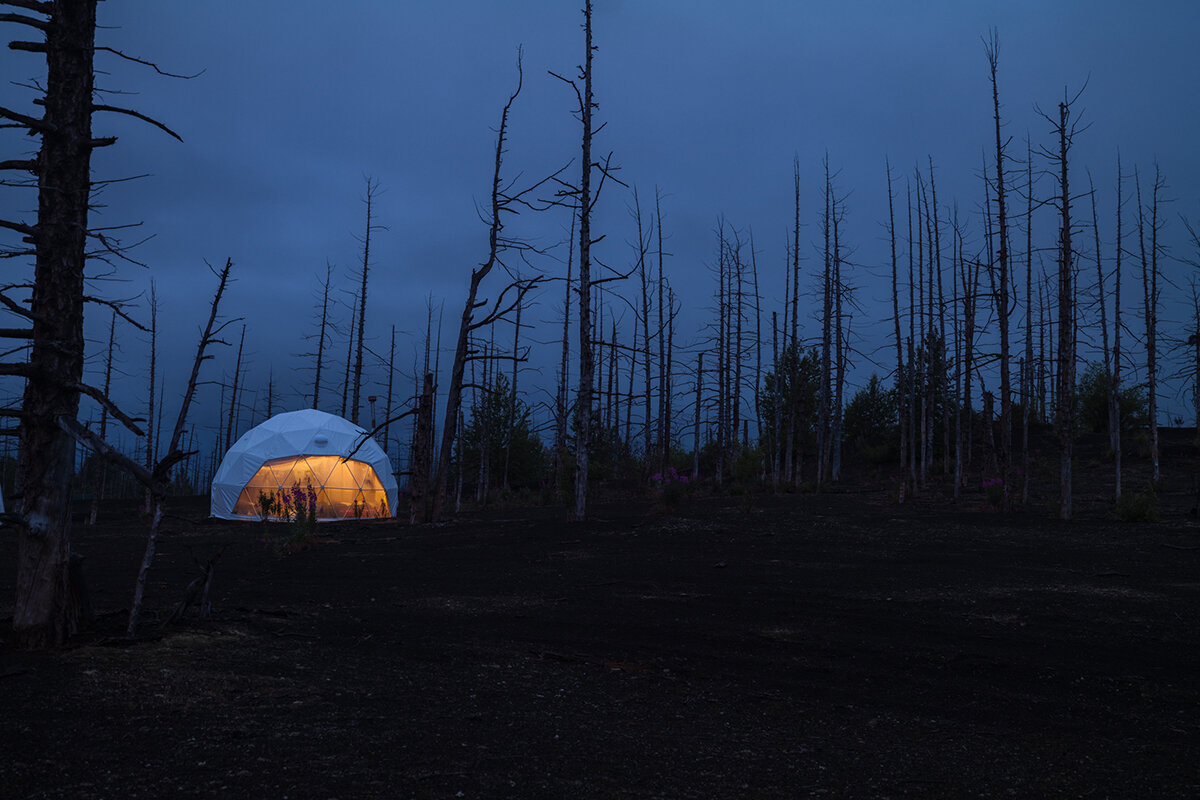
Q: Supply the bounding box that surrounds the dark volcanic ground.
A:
[2,444,1200,798]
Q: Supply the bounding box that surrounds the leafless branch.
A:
[95,46,204,79]
[91,104,182,142]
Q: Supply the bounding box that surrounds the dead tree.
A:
[143,282,160,509]
[634,190,653,471]
[430,50,553,522]
[1022,137,1035,504]
[1038,88,1085,519]
[409,373,434,523]
[224,324,246,451]
[655,188,669,472]
[1137,165,1166,484]
[382,325,396,454]
[340,303,355,418]
[984,30,1014,507]
[551,1,622,520]
[886,160,908,499]
[1111,155,1125,500]
[126,259,236,634]
[1089,171,1114,477]
[553,210,575,501]
[351,178,385,426]
[1,1,181,647]
[692,352,703,479]
[87,311,118,526]
[817,159,834,485]
[310,261,335,410]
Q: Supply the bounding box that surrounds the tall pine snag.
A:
[1,1,181,647]
[351,178,385,426]
[984,30,1014,507]
[1038,87,1085,519]
[550,1,621,520]
[430,49,553,522]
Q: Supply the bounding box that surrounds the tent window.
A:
[231,455,391,520]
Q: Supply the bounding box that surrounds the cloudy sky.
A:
[2,1,1199,464]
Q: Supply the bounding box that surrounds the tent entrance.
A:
[230,455,391,520]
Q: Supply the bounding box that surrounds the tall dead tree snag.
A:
[984,30,1014,507]
[1038,88,1085,519]
[885,160,908,500]
[351,178,384,426]
[126,259,235,635]
[429,50,551,522]
[1137,165,1166,485]
[551,0,619,521]
[0,1,179,647]
[570,0,598,521]
[409,373,434,523]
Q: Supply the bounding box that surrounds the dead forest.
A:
[2,3,1200,650]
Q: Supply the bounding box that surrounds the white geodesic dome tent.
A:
[210,409,397,521]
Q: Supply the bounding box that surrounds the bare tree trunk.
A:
[410,373,434,523]
[715,221,727,485]
[791,156,801,347]
[554,212,574,501]
[952,215,964,499]
[665,288,676,467]
[9,0,100,647]
[985,31,1014,508]
[312,261,333,410]
[224,324,245,452]
[128,259,235,636]
[1023,138,1034,505]
[692,353,703,480]
[431,54,529,522]
[750,233,763,477]
[929,158,949,477]
[886,161,907,500]
[351,178,383,426]
[502,285,523,489]
[570,1,597,521]
[1141,166,1164,483]
[771,312,781,489]
[144,283,159,511]
[635,191,653,470]
[1112,156,1124,500]
[88,311,118,526]
[1048,95,1080,520]
[818,159,833,486]
[383,326,395,455]
[831,196,845,482]
[341,303,355,419]
[656,188,668,473]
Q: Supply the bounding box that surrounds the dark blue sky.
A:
[2,1,1199,462]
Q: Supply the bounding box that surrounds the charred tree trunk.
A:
[9,0,101,648]
[570,1,598,521]
[985,31,1013,508]
[87,311,118,526]
[886,161,907,500]
[409,373,434,523]
[351,178,383,426]
[1112,156,1124,500]
[312,261,334,410]
[431,54,526,522]
[224,324,245,452]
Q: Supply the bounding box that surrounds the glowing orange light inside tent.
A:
[230,455,391,520]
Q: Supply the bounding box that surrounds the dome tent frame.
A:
[210,409,397,521]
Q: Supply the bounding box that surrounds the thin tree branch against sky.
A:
[1,1,1198,460]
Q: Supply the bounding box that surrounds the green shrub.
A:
[1116,486,1159,522]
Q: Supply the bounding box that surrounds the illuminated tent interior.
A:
[210,409,397,521]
